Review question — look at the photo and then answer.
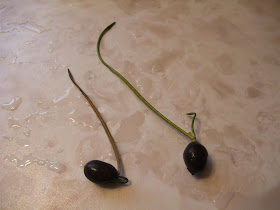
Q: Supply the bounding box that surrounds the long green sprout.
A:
[97,22,197,142]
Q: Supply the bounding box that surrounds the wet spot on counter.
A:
[46,161,66,174]
[3,154,66,174]
[0,22,42,33]
[23,128,31,137]
[1,96,22,111]
[8,116,20,128]
[53,87,71,104]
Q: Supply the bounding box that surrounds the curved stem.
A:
[68,69,123,174]
[187,112,197,141]
[97,22,197,142]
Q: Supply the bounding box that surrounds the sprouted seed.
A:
[97,22,208,175]
[68,69,128,185]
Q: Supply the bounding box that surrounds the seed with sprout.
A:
[97,23,209,175]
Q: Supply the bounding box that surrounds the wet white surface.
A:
[1,0,280,209]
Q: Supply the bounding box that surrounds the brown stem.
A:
[67,69,122,174]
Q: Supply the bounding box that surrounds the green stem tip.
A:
[187,112,197,141]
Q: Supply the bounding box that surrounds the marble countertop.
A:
[1,0,280,209]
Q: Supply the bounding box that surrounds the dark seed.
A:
[84,160,119,184]
[183,141,208,175]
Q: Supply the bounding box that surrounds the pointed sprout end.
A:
[106,22,116,31]
[68,69,74,81]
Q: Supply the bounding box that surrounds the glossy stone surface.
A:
[1,0,280,209]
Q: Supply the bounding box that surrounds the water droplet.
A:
[98,107,105,113]
[23,24,41,33]
[69,117,94,128]
[3,154,66,174]
[4,154,17,163]
[37,158,47,166]
[25,112,38,122]
[80,121,93,128]
[53,87,71,103]
[24,111,48,123]
[8,117,20,128]
[13,55,17,64]
[48,41,54,53]
[23,128,31,137]
[17,154,36,167]
[68,109,76,115]
[0,23,42,33]
[24,40,34,45]
[16,139,30,147]
[213,192,235,209]
[149,91,160,100]
[46,161,66,174]
[2,96,22,111]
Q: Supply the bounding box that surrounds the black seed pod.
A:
[84,160,119,184]
[183,141,208,175]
